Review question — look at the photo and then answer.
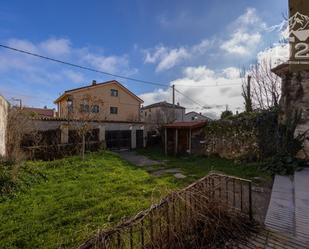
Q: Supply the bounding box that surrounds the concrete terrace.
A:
[265,168,309,245]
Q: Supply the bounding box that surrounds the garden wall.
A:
[0,95,9,157]
[201,111,278,160]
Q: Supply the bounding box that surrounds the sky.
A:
[0,0,289,119]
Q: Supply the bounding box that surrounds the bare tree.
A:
[242,58,281,110]
[242,75,253,113]
[67,94,103,160]
[6,107,37,163]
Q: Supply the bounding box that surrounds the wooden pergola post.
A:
[188,128,192,154]
[174,129,178,155]
[164,128,168,156]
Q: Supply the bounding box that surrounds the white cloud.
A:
[40,38,71,56]
[62,70,84,83]
[257,43,289,67]
[221,8,265,55]
[0,37,137,108]
[221,31,261,55]
[144,46,190,72]
[222,67,241,79]
[83,53,134,74]
[139,65,243,119]
[143,39,213,72]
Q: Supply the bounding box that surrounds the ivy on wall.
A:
[203,109,279,161]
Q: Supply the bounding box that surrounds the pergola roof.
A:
[164,121,208,129]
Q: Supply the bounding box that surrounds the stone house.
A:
[184,111,212,122]
[141,101,185,125]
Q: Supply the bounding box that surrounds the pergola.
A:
[163,121,207,155]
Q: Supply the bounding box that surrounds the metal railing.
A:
[78,173,253,249]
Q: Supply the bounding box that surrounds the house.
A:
[163,121,207,155]
[141,101,185,125]
[54,80,143,122]
[184,111,212,122]
[22,106,55,118]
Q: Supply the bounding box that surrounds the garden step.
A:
[294,168,309,243]
[265,175,295,236]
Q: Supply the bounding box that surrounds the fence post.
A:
[248,181,253,220]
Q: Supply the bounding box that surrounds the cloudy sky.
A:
[0,0,289,119]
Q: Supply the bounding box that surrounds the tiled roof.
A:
[23,107,55,117]
[142,101,185,110]
[164,121,207,129]
[30,116,144,124]
[54,80,143,103]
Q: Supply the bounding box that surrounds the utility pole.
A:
[11,98,22,109]
[172,84,175,106]
[172,84,175,121]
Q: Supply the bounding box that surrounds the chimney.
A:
[92,80,97,85]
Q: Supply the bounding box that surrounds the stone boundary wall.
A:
[0,95,9,157]
[202,120,259,160]
[201,112,278,160]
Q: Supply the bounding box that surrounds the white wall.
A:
[0,96,9,157]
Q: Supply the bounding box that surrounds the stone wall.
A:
[202,120,259,160]
[201,111,278,160]
[0,95,9,157]
[279,70,309,159]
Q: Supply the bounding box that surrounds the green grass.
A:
[0,151,177,249]
[137,147,271,184]
[0,149,271,249]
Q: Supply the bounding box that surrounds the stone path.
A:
[117,151,187,179]
[117,151,160,167]
[265,168,309,244]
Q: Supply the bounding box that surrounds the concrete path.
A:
[117,151,160,167]
[265,175,295,235]
[294,168,309,242]
[265,168,309,244]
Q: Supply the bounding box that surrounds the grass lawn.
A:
[0,149,271,249]
[137,147,271,184]
[0,151,178,249]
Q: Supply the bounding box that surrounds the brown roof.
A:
[22,107,55,117]
[30,116,144,124]
[164,121,208,129]
[54,80,143,103]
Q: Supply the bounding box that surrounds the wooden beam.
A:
[165,128,167,156]
[189,128,192,154]
[175,129,178,155]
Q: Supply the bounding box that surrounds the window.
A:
[80,104,90,113]
[67,96,73,113]
[91,105,99,113]
[110,106,118,114]
[111,89,118,97]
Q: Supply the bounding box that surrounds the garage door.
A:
[105,130,131,150]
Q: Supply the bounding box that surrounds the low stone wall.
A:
[0,95,9,157]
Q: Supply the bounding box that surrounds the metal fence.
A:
[79,173,253,249]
